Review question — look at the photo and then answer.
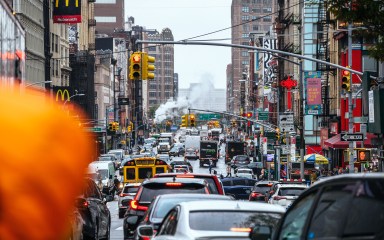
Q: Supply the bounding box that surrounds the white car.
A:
[269,184,308,209]
[137,200,285,240]
[236,168,256,179]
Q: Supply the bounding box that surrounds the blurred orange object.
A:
[0,88,94,239]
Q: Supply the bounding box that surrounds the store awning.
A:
[324,133,377,149]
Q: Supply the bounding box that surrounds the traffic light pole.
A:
[347,20,355,173]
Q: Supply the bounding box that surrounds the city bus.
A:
[122,157,170,183]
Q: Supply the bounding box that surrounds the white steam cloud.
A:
[154,73,215,123]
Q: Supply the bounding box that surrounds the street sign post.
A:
[279,114,294,132]
[340,133,364,141]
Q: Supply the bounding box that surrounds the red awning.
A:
[324,133,376,149]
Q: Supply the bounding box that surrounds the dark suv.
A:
[251,173,384,240]
[75,178,112,239]
[123,177,210,239]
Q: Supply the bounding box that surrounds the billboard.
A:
[304,71,322,115]
[53,0,82,24]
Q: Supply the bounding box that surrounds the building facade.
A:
[94,0,124,35]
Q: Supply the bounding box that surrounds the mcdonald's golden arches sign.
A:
[53,0,82,24]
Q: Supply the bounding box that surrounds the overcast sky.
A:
[125,0,232,89]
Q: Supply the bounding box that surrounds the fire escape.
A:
[317,2,336,127]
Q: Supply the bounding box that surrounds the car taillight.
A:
[140,236,151,240]
[250,192,261,198]
[130,200,148,211]
[83,200,89,208]
[230,227,252,232]
[273,196,287,201]
[165,182,183,187]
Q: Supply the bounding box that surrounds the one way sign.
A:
[341,133,364,141]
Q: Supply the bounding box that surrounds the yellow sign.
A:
[56,89,70,102]
[56,0,79,7]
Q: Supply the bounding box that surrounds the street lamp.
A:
[24,81,52,88]
[64,90,85,105]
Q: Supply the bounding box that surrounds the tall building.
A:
[94,0,125,35]
[229,0,275,114]
[143,28,175,115]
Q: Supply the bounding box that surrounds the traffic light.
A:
[142,52,155,80]
[190,114,196,127]
[214,121,220,128]
[341,67,351,92]
[181,114,188,127]
[357,149,370,162]
[275,128,280,141]
[127,122,133,132]
[129,52,142,80]
[112,122,119,131]
[246,112,253,118]
[108,122,113,132]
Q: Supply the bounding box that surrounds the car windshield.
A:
[123,186,139,194]
[254,186,271,193]
[189,211,282,231]
[99,156,113,161]
[139,187,206,202]
[279,187,306,196]
[95,169,108,179]
[235,156,248,161]
[237,169,251,174]
[186,148,195,152]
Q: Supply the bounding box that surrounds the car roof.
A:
[156,193,231,200]
[124,183,141,187]
[277,184,308,189]
[177,200,285,213]
[312,173,384,187]
[155,173,216,178]
[142,177,207,185]
[221,177,254,181]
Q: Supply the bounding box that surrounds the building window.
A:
[242,41,248,45]
[242,33,249,38]
[242,60,249,65]
[263,7,272,13]
[252,16,258,21]
[242,7,249,13]
[241,51,249,57]
[96,0,116,3]
[94,16,117,23]
[252,8,261,13]
[55,35,58,52]
[252,25,259,31]
[242,15,250,21]
[263,16,272,22]
[243,24,249,32]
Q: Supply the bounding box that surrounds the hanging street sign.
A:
[340,133,364,141]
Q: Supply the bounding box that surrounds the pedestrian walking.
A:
[226,163,232,177]
[208,159,213,174]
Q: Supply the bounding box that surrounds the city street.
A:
[108,145,227,239]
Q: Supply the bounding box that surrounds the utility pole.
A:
[347,8,354,173]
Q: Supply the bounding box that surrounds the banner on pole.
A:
[53,0,82,24]
[304,71,322,115]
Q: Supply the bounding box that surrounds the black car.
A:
[134,194,233,238]
[264,173,384,240]
[169,159,193,173]
[76,177,113,240]
[249,181,277,202]
[123,177,210,239]
[220,177,257,187]
[224,185,253,200]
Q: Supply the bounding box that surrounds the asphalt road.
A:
[108,143,228,239]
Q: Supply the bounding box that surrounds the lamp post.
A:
[24,81,52,88]
[64,90,85,105]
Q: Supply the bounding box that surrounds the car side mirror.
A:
[137,225,154,237]
[249,225,272,240]
[126,215,139,226]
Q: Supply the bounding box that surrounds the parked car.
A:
[221,177,257,187]
[118,183,141,218]
[231,155,251,169]
[270,173,384,240]
[137,200,285,240]
[134,194,233,239]
[123,177,210,239]
[75,177,112,239]
[249,181,278,202]
[154,172,225,195]
[268,184,308,209]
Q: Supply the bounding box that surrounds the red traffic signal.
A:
[246,112,253,118]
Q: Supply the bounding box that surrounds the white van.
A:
[87,161,116,192]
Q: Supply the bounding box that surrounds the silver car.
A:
[118,183,141,218]
[138,200,285,240]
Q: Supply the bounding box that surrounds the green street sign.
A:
[198,113,222,120]
[257,111,269,121]
[87,127,103,132]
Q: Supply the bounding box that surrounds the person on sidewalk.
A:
[226,163,232,177]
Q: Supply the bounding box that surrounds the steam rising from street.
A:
[154,73,215,123]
